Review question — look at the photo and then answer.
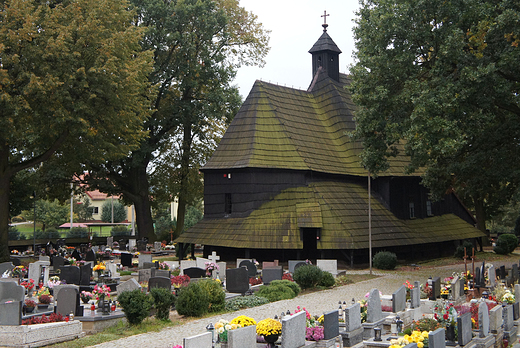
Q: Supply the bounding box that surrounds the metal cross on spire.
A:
[321,10,330,31]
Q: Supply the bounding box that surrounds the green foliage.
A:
[293,264,324,289]
[225,294,269,311]
[117,289,152,325]
[8,226,22,240]
[515,216,520,237]
[34,229,61,239]
[176,280,225,317]
[66,227,88,239]
[494,233,518,255]
[74,198,94,222]
[318,271,335,287]
[149,288,175,321]
[350,0,520,229]
[256,282,297,302]
[454,241,475,259]
[21,200,69,231]
[111,225,131,237]
[373,251,397,270]
[270,280,301,296]
[101,201,127,223]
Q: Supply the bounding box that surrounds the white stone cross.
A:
[208,251,220,264]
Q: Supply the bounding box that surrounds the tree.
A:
[20,199,69,231]
[0,0,154,261]
[350,0,520,232]
[101,200,127,223]
[84,0,269,242]
[74,197,94,222]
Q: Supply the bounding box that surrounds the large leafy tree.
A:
[84,0,269,242]
[0,0,154,261]
[350,0,520,232]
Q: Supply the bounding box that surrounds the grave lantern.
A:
[338,305,343,316]
[206,322,215,347]
[374,327,382,341]
[396,315,403,334]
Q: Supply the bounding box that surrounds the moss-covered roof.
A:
[176,181,484,249]
[202,70,412,177]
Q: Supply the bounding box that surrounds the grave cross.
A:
[463,248,468,275]
[208,251,220,264]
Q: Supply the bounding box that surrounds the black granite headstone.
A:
[183,267,206,279]
[239,260,257,278]
[430,277,441,300]
[323,310,340,340]
[85,250,96,262]
[137,240,147,252]
[148,276,171,290]
[120,253,133,268]
[79,264,92,286]
[226,267,249,294]
[52,256,66,270]
[475,268,481,288]
[71,249,81,261]
[59,266,81,285]
[79,244,88,254]
[262,267,283,285]
[500,265,506,280]
[119,239,127,251]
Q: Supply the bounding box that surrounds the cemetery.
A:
[3,242,520,348]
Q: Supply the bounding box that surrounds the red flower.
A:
[443,314,449,320]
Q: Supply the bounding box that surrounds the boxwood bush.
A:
[373,251,397,270]
[118,289,152,325]
[225,294,269,311]
[454,241,474,259]
[176,280,225,317]
[256,282,297,302]
[494,233,518,255]
[318,271,335,287]
[270,280,301,296]
[150,288,176,321]
[293,264,323,289]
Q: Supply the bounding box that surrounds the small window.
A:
[426,200,433,216]
[409,202,415,219]
[92,207,99,215]
[224,193,232,215]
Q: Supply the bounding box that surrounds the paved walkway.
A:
[88,266,460,348]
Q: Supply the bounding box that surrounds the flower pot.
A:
[37,304,49,310]
[263,334,279,347]
[445,324,456,343]
[25,306,35,313]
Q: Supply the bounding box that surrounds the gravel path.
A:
[88,267,457,348]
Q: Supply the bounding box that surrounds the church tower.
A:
[308,12,342,82]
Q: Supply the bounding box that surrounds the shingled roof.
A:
[178,181,482,249]
[202,70,411,177]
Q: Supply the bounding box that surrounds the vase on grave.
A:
[445,323,456,343]
[263,334,279,347]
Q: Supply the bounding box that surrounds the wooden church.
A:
[176,22,484,263]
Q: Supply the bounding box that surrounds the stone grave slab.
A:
[514,302,520,321]
[513,264,519,282]
[153,241,161,252]
[136,240,147,252]
[28,260,50,284]
[148,276,171,290]
[85,250,96,262]
[79,264,92,286]
[183,332,212,348]
[128,239,136,250]
[281,310,306,348]
[183,267,206,279]
[52,256,66,270]
[0,301,22,325]
[216,261,226,281]
[262,261,279,269]
[323,309,339,340]
[392,285,406,313]
[515,284,520,303]
[55,286,78,317]
[488,265,496,288]
[457,312,472,345]
[0,281,24,303]
[226,267,249,294]
[317,259,338,276]
[120,253,133,268]
[117,278,141,296]
[228,325,256,348]
[504,304,514,331]
[106,262,118,278]
[344,303,361,331]
[196,256,210,269]
[430,277,441,300]
[367,288,383,322]
[262,266,283,285]
[138,269,152,283]
[71,249,81,261]
[236,258,253,268]
[429,328,446,348]
[0,262,14,276]
[59,265,81,285]
[489,304,502,333]
[180,260,197,275]
[288,260,304,274]
[107,236,113,248]
[39,255,50,262]
[138,254,152,269]
[478,301,489,338]
[153,269,170,279]
[238,260,257,278]
[500,265,506,280]
[451,276,461,301]
[142,262,155,269]
[459,278,466,298]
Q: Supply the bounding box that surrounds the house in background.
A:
[175,23,484,263]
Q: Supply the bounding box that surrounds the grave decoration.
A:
[215,315,256,344]
[388,330,430,348]
[80,291,93,304]
[93,261,106,280]
[256,317,282,347]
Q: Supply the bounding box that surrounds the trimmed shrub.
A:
[8,226,21,241]
[118,289,152,325]
[318,271,335,287]
[494,233,518,255]
[111,225,131,237]
[225,295,269,311]
[66,227,88,239]
[34,229,61,239]
[293,264,323,289]
[373,251,397,270]
[176,280,225,317]
[256,283,297,302]
[454,241,474,259]
[270,279,301,296]
[150,288,176,321]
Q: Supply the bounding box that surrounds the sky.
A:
[234,0,361,98]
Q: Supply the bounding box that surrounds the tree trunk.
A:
[473,195,489,247]
[173,121,193,240]
[0,149,12,262]
[128,166,155,243]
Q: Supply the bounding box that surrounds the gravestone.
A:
[226,267,249,294]
[39,255,50,262]
[85,250,96,262]
[288,260,304,273]
[410,286,420,309]
[153,241,161,252]
[451,276,461,301]
[293,261,306,273]
[515,284,520,304]
[489,305,503,333]
[488,266,496,288]
[281,310,306,348]
[457,312,472,345]
[392,285,406,313]
[503,304,514,331]
[52,256,66,270]
[117,278,141,296]
[28,260,50,283]
[367,288,383,323]
[107,236,113,248]
[500,265,506,280]
[148,276,171,290]
[478,302,490,338]
[128,239,136,250]
[430,277,441,300]
[262,266,283,285]
[71,249,81,261]
[138,253,152,269]
[106,262,118,278]
[429,328,446,348]
[216,261,226,281]
[91,246,99,253]
[316,259,338,276]
[55,286,78,317]
[344,303,362,332]
[0,262,14,276]
[183,267,206,279]
[513,264,519,282]
[514,302,520,321]
[79,263,92,286]
[136,240,147,252]
[119,240,127,251]
[238,260,257,278]
[180,260,197,275]
[475,268,481,288]
[59,265,81,285]
[459,278,465,298]
[0,281,24,326]
[138,269,152,283]
[120,253,133,268]
[142,262,155,269]
[0,280,24,303]
[53,284,79,299]
[323,309,340,340]
[262,261,279,269]
[228,325,257,348]
[183,332,212,348]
